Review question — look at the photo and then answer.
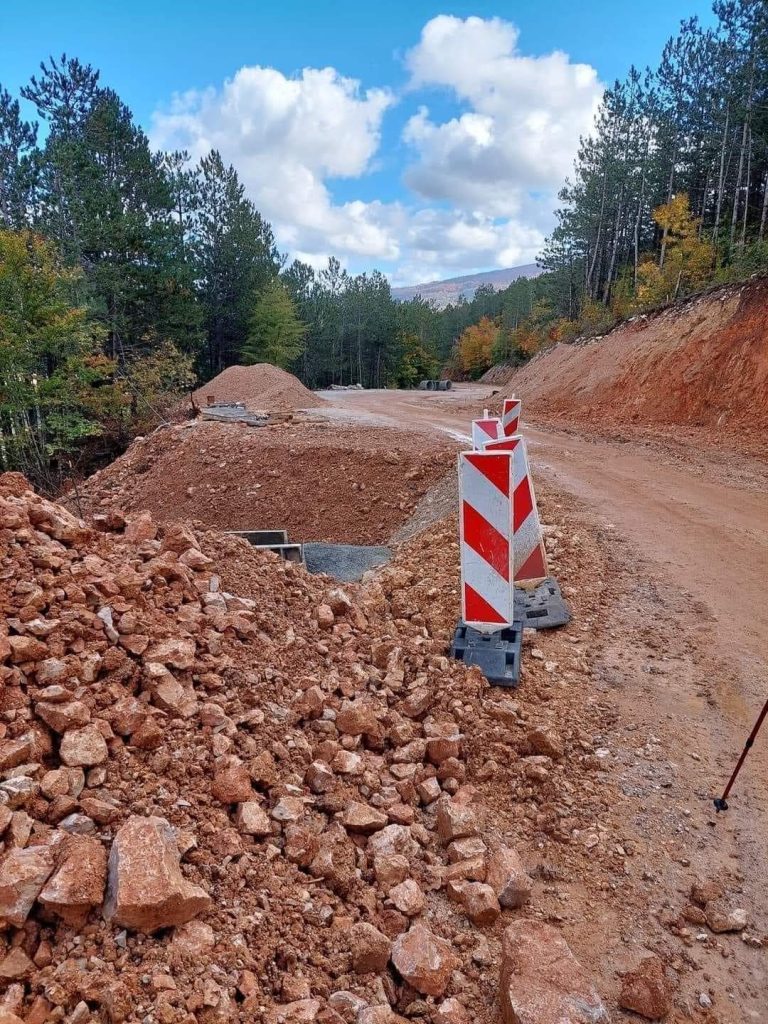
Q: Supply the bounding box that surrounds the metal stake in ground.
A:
[714,695,768,811]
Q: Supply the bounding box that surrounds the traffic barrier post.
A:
[484,434,548,586]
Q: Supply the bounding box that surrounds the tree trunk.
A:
[730,119,748,247]
[713,105,730,242]
[740,126,752,248]
[759,170,768,240]
[586,161,609,299]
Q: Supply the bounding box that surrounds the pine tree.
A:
[194,150,279,373]
[0,86,37,227]
[242,279,307,368]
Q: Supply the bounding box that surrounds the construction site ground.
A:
[319,383,768,1020]
[2,377,767,1024]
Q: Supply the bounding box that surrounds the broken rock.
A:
[235,801,271,837]
[705,899,748,934]
[37,834,107,926]
[447,880,500,925]
[0,845,55,927]
[436,796,477,843]
[104,815,211,933]
[59,724,108,767]
[619,956,672,1020]
[350,921,392,974]
[486,845,532,909]
[391,924,458,997]
[341,801,388,834]
[499,919,609,1024]
[389,878,426,917]
[211,763,253,804]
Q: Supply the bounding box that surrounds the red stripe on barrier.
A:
[517,544,547,582]
[479,420,498,437]
[462,501,510,581]
[464,583,507,624]
[466,452,510,495]
[513,477,533,532]
[483,437,519,452]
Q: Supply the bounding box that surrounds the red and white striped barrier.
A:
[471,408,501,450]
[458,450,514,630]
[484,434,548,585]
[501,398,521,437]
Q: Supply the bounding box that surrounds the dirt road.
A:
[321,384,768,677]
[321,383,768,1019]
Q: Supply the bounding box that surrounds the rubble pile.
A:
[69,420,454,545]
[1,471,622,1023]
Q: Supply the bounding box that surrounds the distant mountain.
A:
[392,263,542,308]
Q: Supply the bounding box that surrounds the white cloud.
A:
[149,17,602,285]
[403,15,602,218]
[151,66,399,261]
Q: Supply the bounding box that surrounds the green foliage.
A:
[194,150,280,374]
[394,332,439,387]
[242,279,307,368]
[0,228,121,485]
[541,0,768,326]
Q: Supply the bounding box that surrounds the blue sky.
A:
[1,1,717,284]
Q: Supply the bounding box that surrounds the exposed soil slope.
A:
[193,364,325,412]
[69,419,455,545]
[486,277,768,448]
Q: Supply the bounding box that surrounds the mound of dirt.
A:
[193,364,325,412]
[0,469,628,1023]
[489,277,768,448]
[70,419,456,545]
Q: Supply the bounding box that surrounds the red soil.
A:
[490,277,768,452]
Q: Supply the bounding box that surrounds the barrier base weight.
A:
[514,576,571,629]
[450,621,523,688]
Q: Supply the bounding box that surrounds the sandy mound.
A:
[70,419,456,545]
[488,277,768,448]
[193,363,325,412]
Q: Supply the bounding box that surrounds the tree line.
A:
[0,55,456,485]
[450,0,768,380]
[540,0,768,318]
[4,1,768,485]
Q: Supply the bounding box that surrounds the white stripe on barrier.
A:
[458,450,514,630]
[460,542,512,622]
[484,434,548,585]
[461,456,512,538]
[502,398,521,437]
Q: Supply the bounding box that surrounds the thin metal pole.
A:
[714,696,768,811]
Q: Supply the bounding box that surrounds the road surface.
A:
[320,385,768,687]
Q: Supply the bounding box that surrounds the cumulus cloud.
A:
[403,15,602,217]
[151,66,399,260]
[149,17,602,283]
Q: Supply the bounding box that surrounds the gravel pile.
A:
[3,468,734,1022]
[193,364,325,413]
[0,468,632,1024]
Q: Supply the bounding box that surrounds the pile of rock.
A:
[0,472,608,1023]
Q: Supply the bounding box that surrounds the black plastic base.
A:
[514,577,571,629]
[714,797,729,812]
[450,621,523,687]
